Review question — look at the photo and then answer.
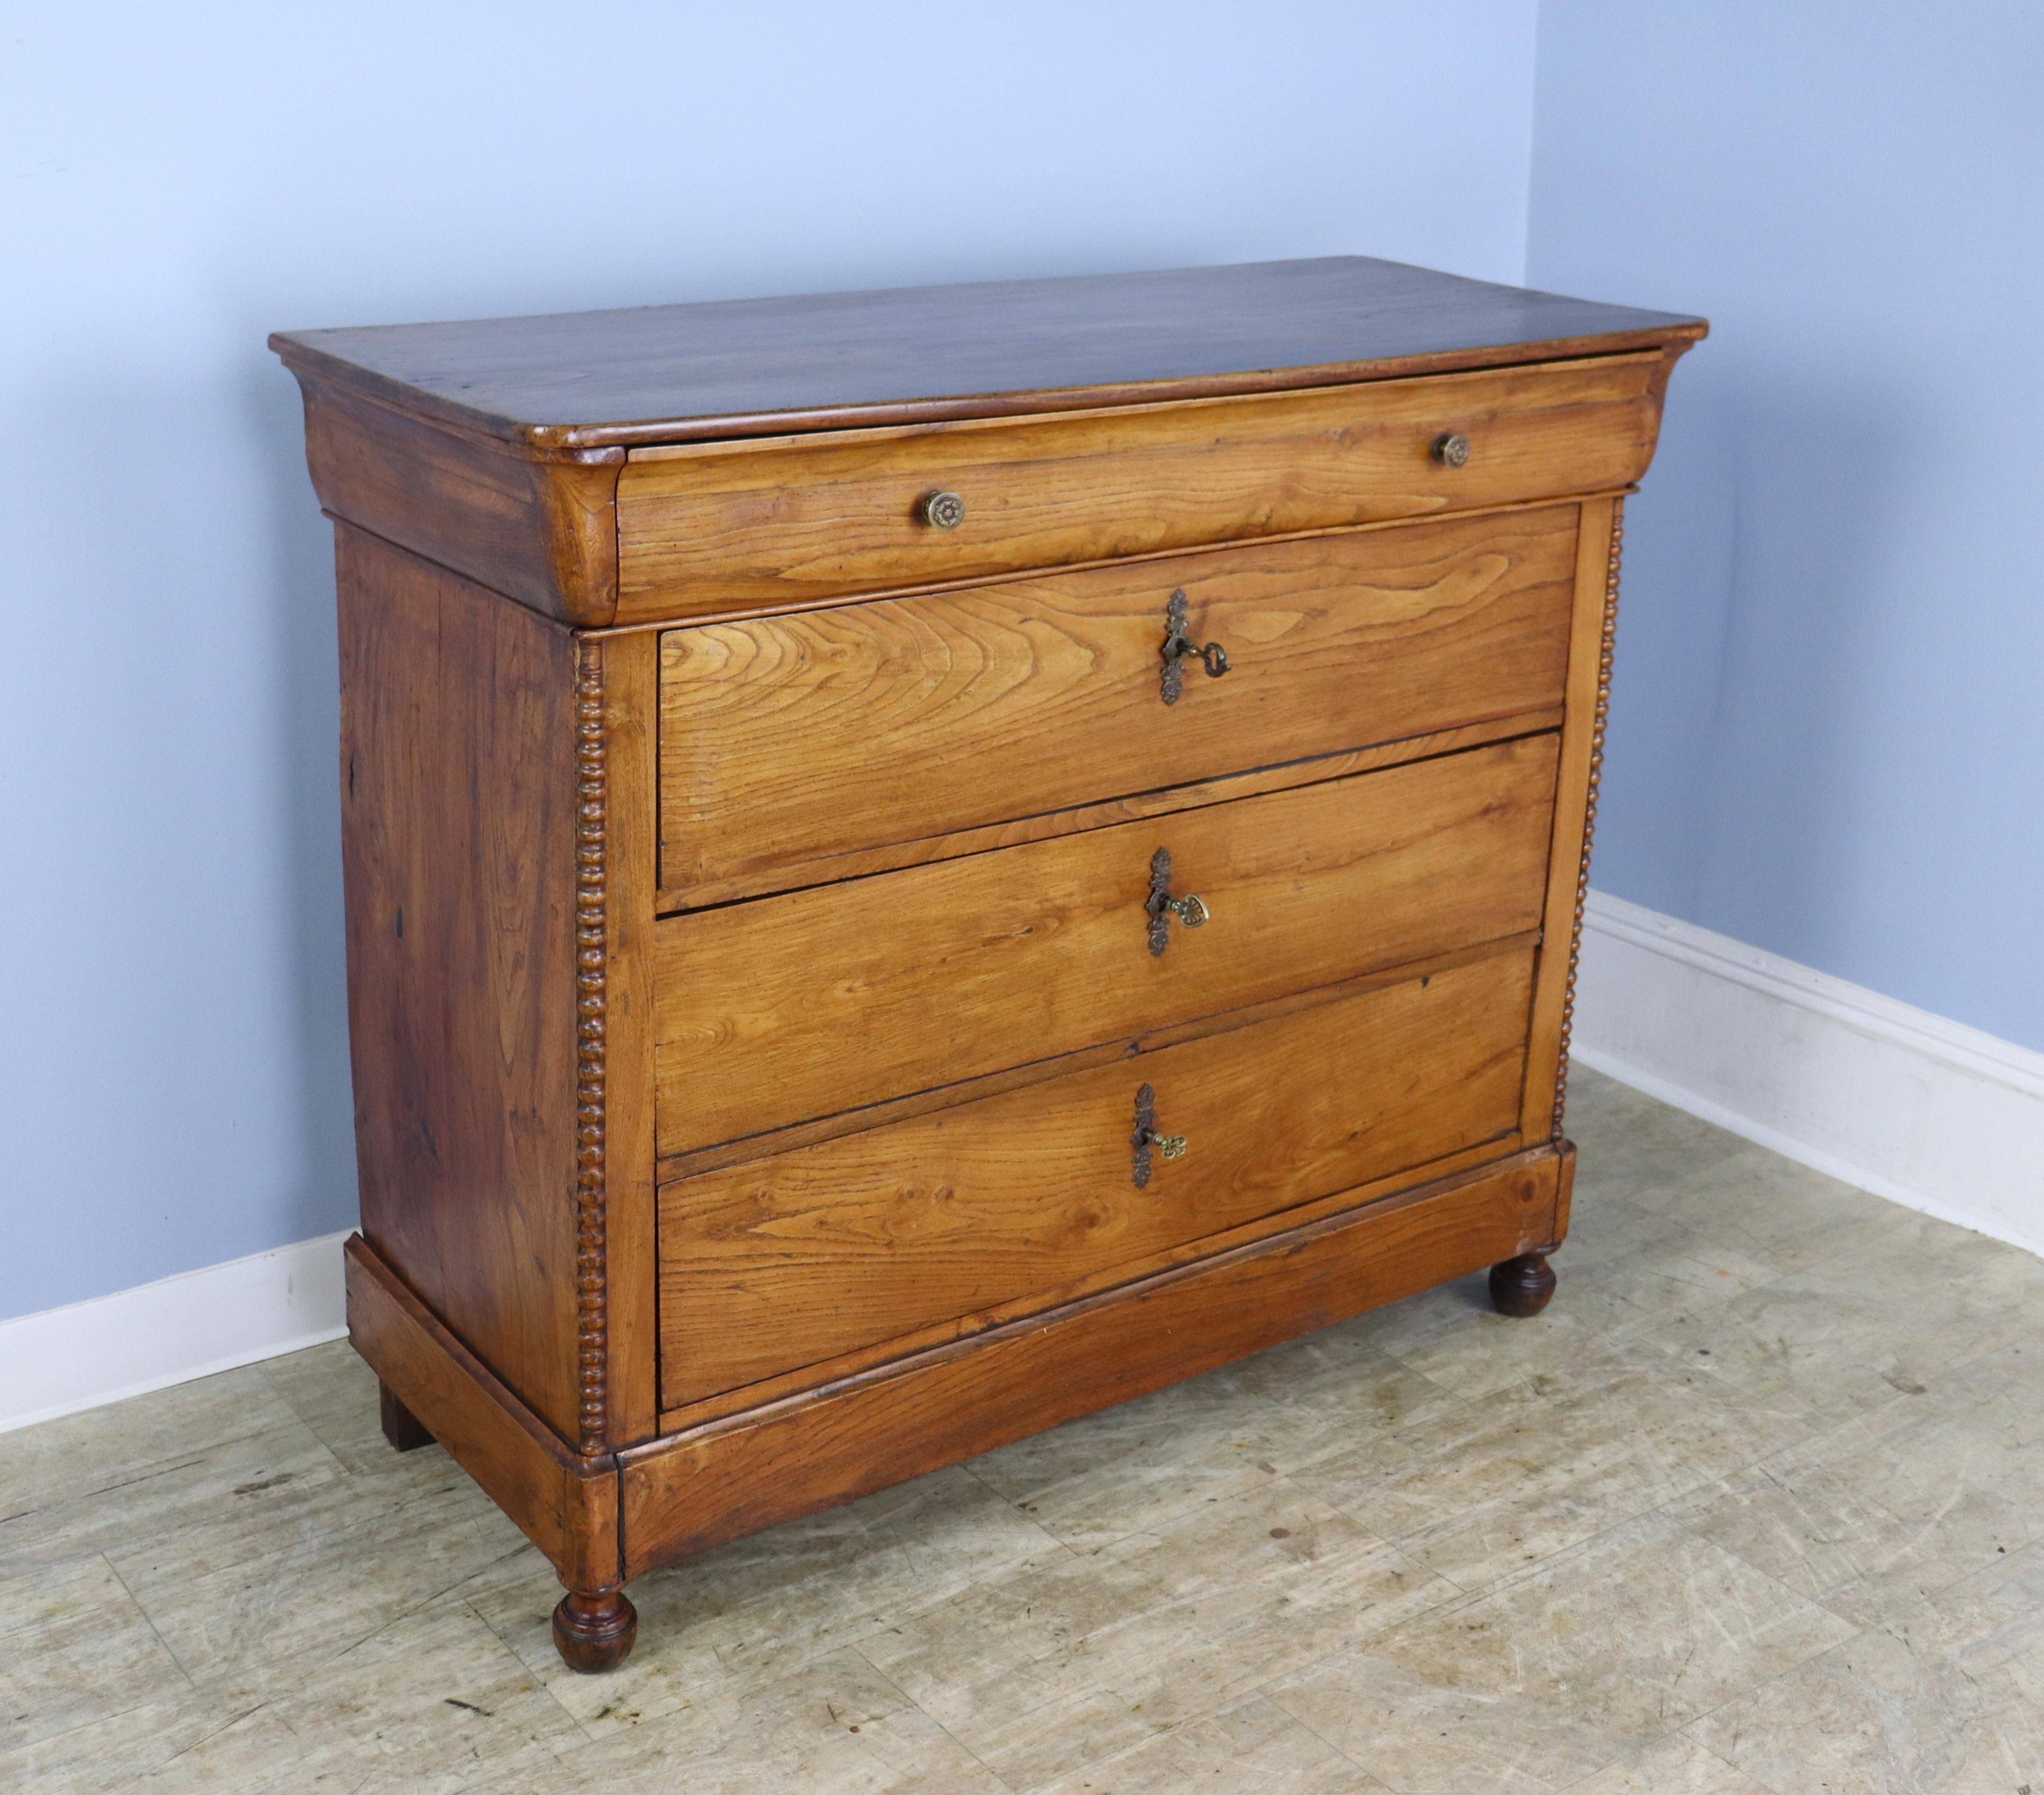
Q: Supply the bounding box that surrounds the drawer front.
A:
[658,948,1534,1405]
[658,507,1578,906]
[617,353,1664,619]
[653,733,1557,1156]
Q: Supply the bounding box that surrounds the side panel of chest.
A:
[334,528,660,1450]
[334,529,586,1440]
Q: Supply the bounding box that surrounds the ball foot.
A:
[552,1587,638,1672]
[1489,1252,1557,1318]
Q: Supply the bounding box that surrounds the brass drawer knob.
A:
[1431,431,1472,468]
[1145,847,1209,955]
[1159,589,1230,705]
[921,489,966,530]
[1131,1082,1188,1188]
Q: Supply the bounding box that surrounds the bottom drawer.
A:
[657,946,1534,1409]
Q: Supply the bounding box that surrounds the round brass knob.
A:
[922,490,966,530]
[1431,432,1472,469]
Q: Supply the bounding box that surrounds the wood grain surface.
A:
[652,934,1537,1188]
[656,713,1563,915]
[652,733,1559,1155]
[298,378,622,625]
[270,255,1701,452]
[614,355,1661,618]
[623,1145,1562,1576]
[657,949,1533,1404]
[656,507,1579,904]
[336,529,587,1441]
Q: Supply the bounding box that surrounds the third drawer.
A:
[657,944,1536,1408]
[653,731,1558,1157]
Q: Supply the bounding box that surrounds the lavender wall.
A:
[1530,1,2044,1051]
[0,2,1540,1320]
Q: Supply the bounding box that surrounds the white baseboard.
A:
[0,1231,349,1436]
[1574,890,2044,1259]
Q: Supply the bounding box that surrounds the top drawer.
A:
[615,352,1667,620]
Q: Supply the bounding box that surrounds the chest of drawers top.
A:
[271,255,1703,628]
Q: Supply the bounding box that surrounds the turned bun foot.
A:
[1489,1252,1557,1318]
[552,1588,638,1672]
[379,1381,434,1452]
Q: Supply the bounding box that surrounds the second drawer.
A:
[652,731,1558,1156]
[658,946,1535,1407]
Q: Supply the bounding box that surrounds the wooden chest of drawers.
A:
[273,257,1701,1671]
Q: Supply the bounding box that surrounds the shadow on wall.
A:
[1597,354,1910,970]
[1688,363,1913,964]
[0,356,357,1320]
[248,363,359,1248]
[1592,354,1741,917]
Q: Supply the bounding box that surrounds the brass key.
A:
[1131,1083,1189,1188]
[1158,590,1230,704]
[1145,847,1210,955]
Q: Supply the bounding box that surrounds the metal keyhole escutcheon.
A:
[1131,1083,1188,1188]
[1159,590,1230,704]
[1146,847,1209,955]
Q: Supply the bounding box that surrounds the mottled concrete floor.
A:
[5,1068,2043,1794]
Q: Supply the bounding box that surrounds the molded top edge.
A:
[271,255,1705,453]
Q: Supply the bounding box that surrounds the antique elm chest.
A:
[271,257,1702,1669]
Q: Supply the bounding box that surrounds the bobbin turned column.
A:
[552,1587,638,1673]
[1489,1252,1557,1317]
